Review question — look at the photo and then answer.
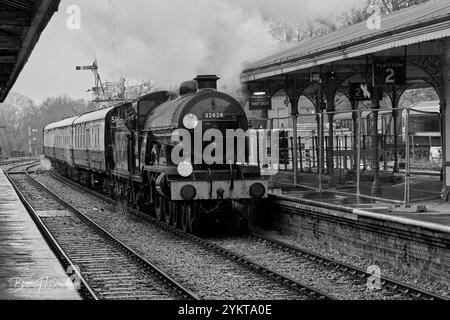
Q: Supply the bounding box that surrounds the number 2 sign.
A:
[373,57,406,86]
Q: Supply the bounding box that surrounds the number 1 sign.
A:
[373,57,407,87]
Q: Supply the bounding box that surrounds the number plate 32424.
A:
[203,112,225,119]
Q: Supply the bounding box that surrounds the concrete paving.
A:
[270,171,450,228]
[0,169,81,300]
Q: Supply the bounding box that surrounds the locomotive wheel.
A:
[171,202,180,228]
[232,201,250,234]
[154,194,163,221]
[136,187,149,213]
[181,202,197,233]
[163,198,171,224]
[181,202,191,233]
[155,195,170,222]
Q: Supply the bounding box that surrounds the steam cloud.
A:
[71,0,364,92]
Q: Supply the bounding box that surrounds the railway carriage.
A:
[44,75,268,233]
[43,116,79,169]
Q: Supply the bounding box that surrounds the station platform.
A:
[272,189,450,229]
[269,171,450,228]
[0,169,81,300]
[267,187,450,285]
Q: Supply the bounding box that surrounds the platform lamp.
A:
[251,90,270,128]
[310,71,322,84]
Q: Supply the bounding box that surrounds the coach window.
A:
[86,127,90,150]
[90,126,93,149]
[93,126,96,149]
[96,126,100,149]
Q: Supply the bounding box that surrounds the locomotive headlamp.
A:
[183,114,199,130]
[249,183,266,199]
[177,161,193,177]
[181,185,197,201]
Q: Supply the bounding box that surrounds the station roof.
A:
[242,0,450,82]
[0,0,61,102]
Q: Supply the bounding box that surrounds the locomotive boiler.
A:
[44,75,268,233]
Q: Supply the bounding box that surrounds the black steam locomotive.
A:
[43,75,268,233]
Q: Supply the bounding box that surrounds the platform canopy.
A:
[241,0,450,193]
[241,0,450,83]
[0,0,61,102]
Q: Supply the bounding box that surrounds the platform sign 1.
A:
[349,83,374,101]
[249,95,272,110]
[373,57,407,86]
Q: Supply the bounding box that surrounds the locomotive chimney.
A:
[194,75,220,90]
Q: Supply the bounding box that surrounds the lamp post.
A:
[28,127,39,156]
[0,125,9,160]
[311,72,324,190]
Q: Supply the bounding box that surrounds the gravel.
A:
[33,171,449,300]
[206,236,407,300]
[251,227,450,298]
[34,172,310,300]
[10,174,65,211]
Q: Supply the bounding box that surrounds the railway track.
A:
[38,170,335,300]
[44,169,448,300]
[1,159,38,172]
[208,233,449,300]
[6,164,198,300]
[267,194,450,301]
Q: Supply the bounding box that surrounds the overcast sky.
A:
[12,0,362,104]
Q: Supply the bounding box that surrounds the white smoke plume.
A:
[69,0,363,92]
[39,157,53,171]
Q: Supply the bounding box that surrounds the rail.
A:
[8,163,198,300]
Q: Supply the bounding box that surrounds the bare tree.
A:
[370,0,430,13]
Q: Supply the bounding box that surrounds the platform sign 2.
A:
[249,95,272,111]
[373,57,407,86]
[349,83,375,101]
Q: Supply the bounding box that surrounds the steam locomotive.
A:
[43,75,268,233]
